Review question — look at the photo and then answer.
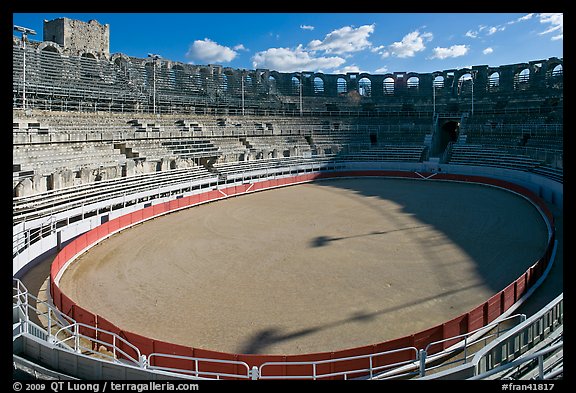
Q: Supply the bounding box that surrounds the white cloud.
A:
[332,65,364,74]
[486,26,506,35]
[538,13,563,40]
[388,30,433,58]
[233,44,248,51]
[429,44,469,60]
[374,66,388,74]
[300,25,315,31]
[507,13,534,25]
[251,45,345,72]
[483,47,494,55]
[518,13,534,22]
[186,38,238,64]
[465,30,478,38]
[307,24,375,54]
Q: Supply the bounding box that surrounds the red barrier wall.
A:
[49,170,556,379]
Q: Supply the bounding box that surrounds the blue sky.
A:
[12,13,563,74]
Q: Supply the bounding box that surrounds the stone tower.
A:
[43,17,110,59]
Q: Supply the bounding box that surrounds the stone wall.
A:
[43,17,110,59]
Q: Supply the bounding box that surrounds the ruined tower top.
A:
[43,17,110,59]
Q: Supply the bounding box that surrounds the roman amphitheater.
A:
[13,17,563,381]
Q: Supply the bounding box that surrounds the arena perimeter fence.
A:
[47,170,555,380]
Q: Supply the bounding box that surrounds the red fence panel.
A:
[328,345,375,380]
[95,315,122,349]
[486,293,502,323]
[131,209,144,224]
[151,341,196,374]
[119,213,132,229]
[502,282,517,312]
[467,303,486,332]
[194,348,239,379]
[73,304,97,339]
[152,203,167,216]
[59,292,75,318]
[96,222,110,240]
[118,330,153,362]
[442,313,469,350]
[413,325,444,353]
[51,282,62,310]
[74,233,87,253]
[141,205,155,221]
[85,227,100,247]
[62,241,77,263]
[515,273,528,299]
[108,217,121,233]
[189,193,200,206]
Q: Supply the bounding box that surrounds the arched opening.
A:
[383,77,394,95]
[268,75,277,94]
[457,73,473,96]
[551,64,563,77]
[358,77,371,97]
[291,76,301,95]
[80,52,97,60]
[433,75,444,89]
[514,68,530,90]
[313,77,324,94]
[337,77,347,94]
[435,120,460,157]
[548,64,563,89]
[41,46,59,54]
[407,76,419,92]
[488,72,500,93]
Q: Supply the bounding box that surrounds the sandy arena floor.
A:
[58,178,549,355]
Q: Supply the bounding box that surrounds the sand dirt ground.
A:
[55,178,550,355]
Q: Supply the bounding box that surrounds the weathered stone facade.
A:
[43,17,110,59]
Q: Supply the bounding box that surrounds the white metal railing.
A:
[417,313,527,377]
[53,322,144,367]
[147,353,252,380]
[258,347,419,380]
[12,275,562,380]
[469,341,563,380]
[471,294,563,377]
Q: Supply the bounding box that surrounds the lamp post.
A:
[432,79,436,117]
[299,72,303,117]
[14,25,37,111]
[470,70,477,116]
[147,53,161,114]
[241,70,245,116]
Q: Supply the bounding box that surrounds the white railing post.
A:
[419,349,427,377]
[140,354,148,369]
[250,366,259,380]
[75,323,81,353]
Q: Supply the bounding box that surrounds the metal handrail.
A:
[258,347,419,380]
[147,353,251,380]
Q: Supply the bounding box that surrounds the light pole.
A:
[241,70,245,116]
[147,53,161,114]
[432,79,436,117]
[14,25,37,111]
[299,72,303,117]
[470,70,477,116]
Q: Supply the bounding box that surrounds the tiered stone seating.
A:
[341,145,426,162]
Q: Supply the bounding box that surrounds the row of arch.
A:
[17,38,564,99]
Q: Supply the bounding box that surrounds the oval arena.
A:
[57,176,549,356]
[13,15,562,381]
